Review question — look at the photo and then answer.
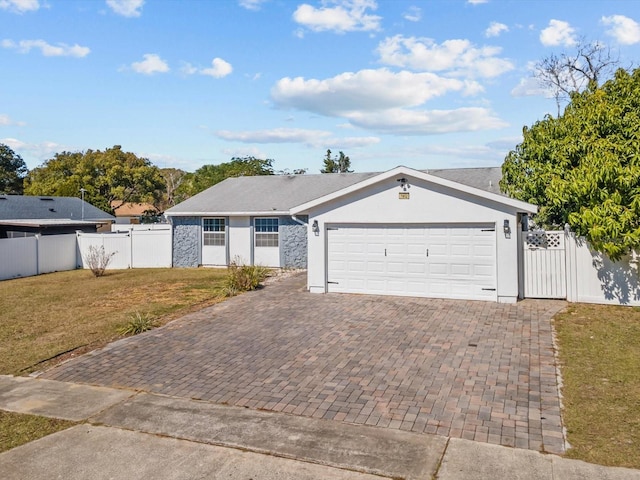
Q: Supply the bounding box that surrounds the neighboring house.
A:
[165,166,537,303]
[110,201,158,224]
[0,195,115,238]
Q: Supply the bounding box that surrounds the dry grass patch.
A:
[554,303,640,469]
[0,411,75,453]
[0,268,227,375]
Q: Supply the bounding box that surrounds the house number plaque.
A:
[398,192,410,199]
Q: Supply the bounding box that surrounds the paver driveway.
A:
[44,273,567,454]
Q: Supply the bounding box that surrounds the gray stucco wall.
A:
[280,215,308,268]
[171,216,200,267]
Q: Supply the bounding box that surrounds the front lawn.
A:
[0,268,227,375]
[554,303,640,469]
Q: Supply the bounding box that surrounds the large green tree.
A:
[501,68,640,260]
[0,143,28,194]
[24,145,165,214]
[321,149,352,173]
[183,156,274,196]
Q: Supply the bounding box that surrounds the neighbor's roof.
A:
[110,200,156,217]
[0,219,107,228]
[0,195,115,222]
[165,166,505,216]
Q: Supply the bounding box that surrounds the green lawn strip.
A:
[554,304,640,469]
[0,411,76,453]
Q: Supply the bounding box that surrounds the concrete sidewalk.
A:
[1,375,638,480]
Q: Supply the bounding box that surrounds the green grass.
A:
[554,303,640,469]
[0,411,75,453]
[0,268,227,375]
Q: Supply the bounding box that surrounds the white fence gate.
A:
[523,231,567,299]
[77,225,172,269]
[521,229,640,306]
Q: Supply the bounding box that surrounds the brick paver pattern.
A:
[44,274,567,454]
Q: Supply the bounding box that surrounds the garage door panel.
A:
[407,262,426,274]
[451,264,471,275]
[387,261,405,273]
[475,265,495,277]
[327,225,496,301]
[429,263,448,275]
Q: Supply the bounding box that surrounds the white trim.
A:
[291,166,537,215]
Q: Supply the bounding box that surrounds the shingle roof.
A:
[0,195,115,222]
[165,166,503,215]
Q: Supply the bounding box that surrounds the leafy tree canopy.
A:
[501,68,640,260]
[184,156,274,196]
[321,149,352,173]
[24,145,165,214]
[0,143,28,194]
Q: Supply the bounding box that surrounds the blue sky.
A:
[1,0,639,174]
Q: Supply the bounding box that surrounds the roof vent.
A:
[40,198,54,201]
[49,208,56,212]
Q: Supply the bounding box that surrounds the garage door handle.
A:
[426,249,429,257]
[384,248,387,256]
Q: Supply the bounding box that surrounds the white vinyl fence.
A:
[522,229,640,306]
[0,234,78,281]
[77,224,172,269]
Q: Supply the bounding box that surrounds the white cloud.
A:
[106,0,144,17]
[201,58,233,78]
[238,0,267,10]
[0,138,66,168]
[485,21,508,37]
[130,53,170,74]
[403,6,421,22]
[293,0,381,33]
[1,39,90,57]
[376,35,513,78]
[270,68,505,135]
[601,15,640,45]
[272,68,482,116]
[0,0,39,13]
[345,107,506,135]
[182,58,233,78]
[510,76,554,98]
[216,127,380,148]
[540,19,577,47]
[467,0,488,4]
[0,114,26,126]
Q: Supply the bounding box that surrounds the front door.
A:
[202,218,227,266]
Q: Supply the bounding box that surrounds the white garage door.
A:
[327,224,496,301]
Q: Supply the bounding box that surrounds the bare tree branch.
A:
[534,39,622,116]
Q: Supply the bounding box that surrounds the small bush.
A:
[84,245,116,277]
[118,312,157,336]
[223,258,269,297]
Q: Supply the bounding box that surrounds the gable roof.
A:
[165,171,380,215]
[0,195,115,222]
[291,166,537,214]
[164,166,532,216]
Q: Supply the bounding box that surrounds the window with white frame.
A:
[255,218,279,247]
[203,218,226,246]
